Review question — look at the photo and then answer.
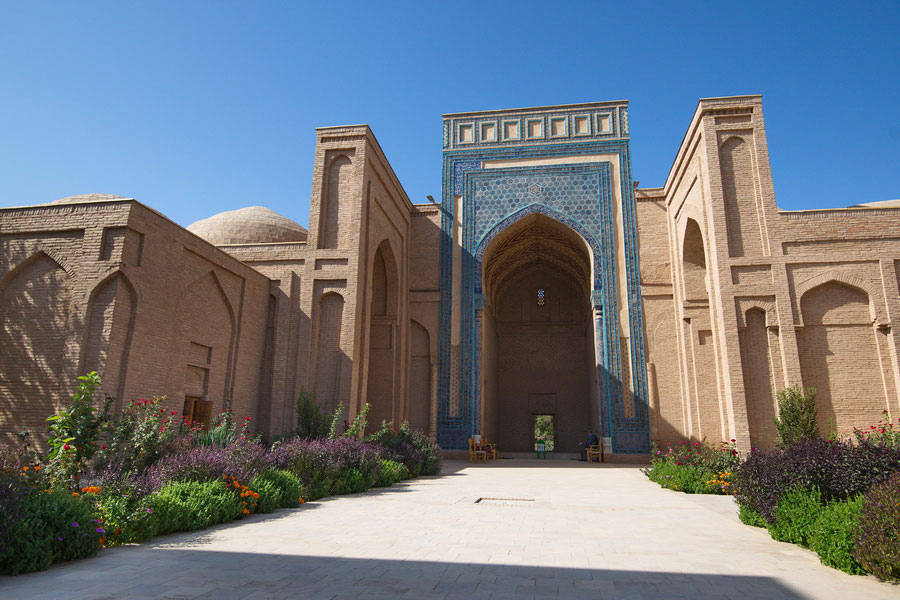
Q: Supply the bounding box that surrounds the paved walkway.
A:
[2,460,897,599]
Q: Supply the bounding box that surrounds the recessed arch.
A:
[0,251,77,445]
[313,291,346,412]
[80,269,137,406]
[682,218,708,302]
[797,280,885,436]
[319,154,353,249]
[478,212,596,453]
[366,239,400,428]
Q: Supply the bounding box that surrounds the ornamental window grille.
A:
[537,288,545,306]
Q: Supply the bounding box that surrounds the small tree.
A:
[45,372,113,488]
[295,387,329,439]
[774,386,819,447]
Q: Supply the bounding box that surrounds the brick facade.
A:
[1,97,898,455]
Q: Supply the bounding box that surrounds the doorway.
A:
[533,414,556,451]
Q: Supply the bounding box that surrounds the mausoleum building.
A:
[2,95,898,458]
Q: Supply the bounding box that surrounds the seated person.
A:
[579,429,600,461]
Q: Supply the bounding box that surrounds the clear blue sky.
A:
[1,1,898,228]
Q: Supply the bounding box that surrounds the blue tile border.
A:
[438,126,649,454]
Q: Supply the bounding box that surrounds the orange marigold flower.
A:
[72,492,80,497]
[242,508,250,514]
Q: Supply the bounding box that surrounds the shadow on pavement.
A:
[2,549,810,600]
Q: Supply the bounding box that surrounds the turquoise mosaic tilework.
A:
[438,112,649,454]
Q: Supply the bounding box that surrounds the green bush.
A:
[770,487,821,547]
[296,388,330,439]
[854,472,900,581]
[809,496,864,574]
[738,503,768,528]
[154,480,241,532]
[332,467,368,495]
[774,386,819,447]
[645,459,715,494]
[249,476,281,513]
[94,492,160,544]
[0,489,101,575]
[375,459,407,487]
[254,468,304,508]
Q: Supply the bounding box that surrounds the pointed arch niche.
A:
[81,271,137,408]
[318,154,353,249]
[0,252,78,442]
[797,280,885,435]
[365,240,399,428]
[478,213,597,452]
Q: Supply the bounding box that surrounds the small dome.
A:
[848,199,900,209]
[187,206,308,245]
[52,193,131,204]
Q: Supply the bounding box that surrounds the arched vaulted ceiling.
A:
[481,214,591,307]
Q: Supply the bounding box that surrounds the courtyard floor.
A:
[2,460,898,600]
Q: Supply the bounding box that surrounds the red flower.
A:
[680,441,686,445]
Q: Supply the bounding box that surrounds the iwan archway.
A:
[479,214,597,452]
[438,101,651,455]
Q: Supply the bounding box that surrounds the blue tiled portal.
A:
[438,102,649,454]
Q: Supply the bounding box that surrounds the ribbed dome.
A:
[52,193,131,204]
[187,206,308,245]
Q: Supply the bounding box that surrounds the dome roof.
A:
[52,193,131,204]
[187,206,308,245]
[849,199,900,209]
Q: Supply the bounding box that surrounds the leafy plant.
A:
[854,472,900,581]
[344,403,371,439]
[295,387,330,439]
[809,496,864,574]
[770,487,821,546]
[91,396,183,477]
[332,467,367,495]
[45,372,113,489]
[153,480,242,531]
[0,489,102,575]
[738,503,768,528]
[328,402,345,439]
[374,458,408,487]
[253,468,304,508]
[248,476,281,513]
[644,440,739,495]
[774,386,819,447]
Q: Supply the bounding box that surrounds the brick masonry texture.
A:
[1,96,898,455]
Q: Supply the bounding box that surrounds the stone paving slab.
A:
[1,459,898,599]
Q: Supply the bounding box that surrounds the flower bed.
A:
[0,373,442,576]
[644,411,900,580]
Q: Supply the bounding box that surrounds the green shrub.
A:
[854,472,900,581]
[254,469,304,508]
[94,492,160,545]
[770,487,821,547]
[332,467,368,495]
[45,372,113,489]
[738,503,768,528]
[295,388,330,439]
[249,477,281,513]
[375,459,407,487]
[644,459,715,494]
[154,480,241,531]
[809,496,864,574]
[774,386,819,447]
[0,490,101,575]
